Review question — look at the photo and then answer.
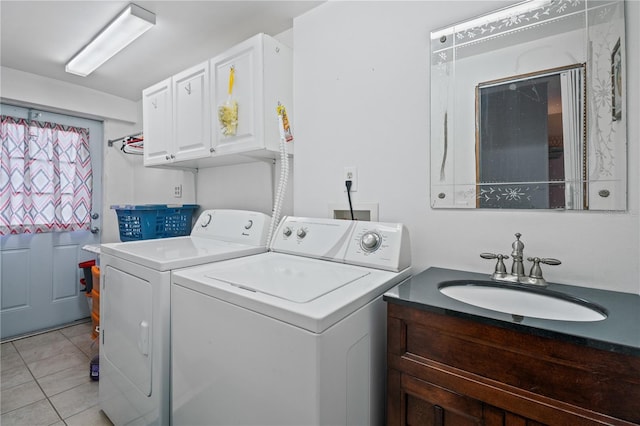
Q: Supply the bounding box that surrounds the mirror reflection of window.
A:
[476,64,585,209]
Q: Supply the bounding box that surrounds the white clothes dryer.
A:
[171,216,411,426]
[98,209,270,426]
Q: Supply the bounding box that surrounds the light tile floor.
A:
[1,321,113,426]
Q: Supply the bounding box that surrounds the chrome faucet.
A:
[481,233,561,287]
[510,232,525,278]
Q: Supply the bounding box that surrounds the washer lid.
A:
[173,253,411,333]
[204,256,370,303]
[101,237,265,271]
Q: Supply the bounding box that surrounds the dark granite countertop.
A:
[384,267,640,357]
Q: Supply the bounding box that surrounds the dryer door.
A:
[103,266,153,396]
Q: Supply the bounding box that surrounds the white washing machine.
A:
[171,216,411,426]
[99,209,271,426]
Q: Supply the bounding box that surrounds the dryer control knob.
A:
[244,220,253,230]
[200,213,212,227]
[283,227,292,237]
[296,228,307,239]
[360,231,382,252]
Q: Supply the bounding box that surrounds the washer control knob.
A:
[200,213,212,228]
[297,228,307,239]
[283,227,292,237]
[244,220,253,230]
[360,231,382,252]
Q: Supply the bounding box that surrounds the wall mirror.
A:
[430,0,627,210]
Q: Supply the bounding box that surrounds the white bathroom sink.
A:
[438,280,607,322]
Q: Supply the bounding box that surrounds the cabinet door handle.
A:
[184,82,191,95]
[152,99,157,109]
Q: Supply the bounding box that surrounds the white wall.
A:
[0,67,137,123]
[195,159,292,218]
[292,1,640,294]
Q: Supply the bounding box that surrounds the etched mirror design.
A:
[430,0,627,210]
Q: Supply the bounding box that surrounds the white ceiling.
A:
[0,1,323,101]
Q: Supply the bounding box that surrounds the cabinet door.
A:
[211,36,263,154]
[483,406,546,426]
[173,61,212,162]
[392,372,551,426]
[143,78,173,166]
[395,373,483,425]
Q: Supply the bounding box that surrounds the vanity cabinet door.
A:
[483,406,546,426]
[142,78,173,166]
[388,369,483,425]
[389,369,545,426]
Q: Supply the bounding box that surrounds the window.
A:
[0,115,93,234]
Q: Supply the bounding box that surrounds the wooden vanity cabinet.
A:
[387,303,640,426]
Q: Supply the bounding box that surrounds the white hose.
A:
[266,114,289,247]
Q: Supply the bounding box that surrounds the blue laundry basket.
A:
[112,204,199,241]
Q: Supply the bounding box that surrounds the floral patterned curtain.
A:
[0,115,93,235]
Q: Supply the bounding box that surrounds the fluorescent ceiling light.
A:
[65,4,155,77]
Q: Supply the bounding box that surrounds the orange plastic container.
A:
[89,265,100,340]
[91,311,100,340]
[91,266,100,317]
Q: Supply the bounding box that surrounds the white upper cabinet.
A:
[142,33,293,169]
[211,33,292,157]
[142,78,173,166]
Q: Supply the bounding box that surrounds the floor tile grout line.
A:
[1,318,91,345]
[0,341,64,425]
[2,323,103,425]
[21,336,67,425]
[3,328,90,423]
[3,321,106,425]
[67,329,99,356]
[36,330,100,424]
[0,397,59,422]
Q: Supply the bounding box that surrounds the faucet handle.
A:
[526,257,561,279]
[480,252,510,276]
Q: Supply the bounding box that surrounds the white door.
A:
[1,104,102,339]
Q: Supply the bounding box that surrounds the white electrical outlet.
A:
[174,184,182,198]
[344,167,358,192]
